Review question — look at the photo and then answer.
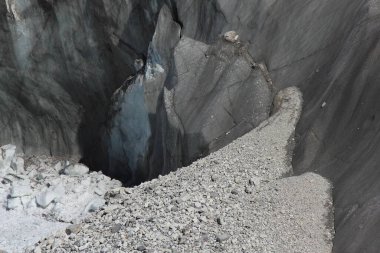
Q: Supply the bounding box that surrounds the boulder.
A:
[36,191,57,209]
[63,164,89,177]
[10,184,32,198]
[7,197,22,210]
[36,184,65,209]
[223,31,239,43]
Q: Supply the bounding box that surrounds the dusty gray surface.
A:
[34,88,334,253]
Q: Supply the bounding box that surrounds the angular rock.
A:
[36,184,65,209]
[35,191,57,209]
[7,197,22,210]
[10,184,32,198]
[53,162,63,172]
[20,196,34,208]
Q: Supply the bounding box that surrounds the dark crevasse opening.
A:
[2,1,380,252]
[0,0,168,170]
[0,0,270,186]
[102,3,273,186]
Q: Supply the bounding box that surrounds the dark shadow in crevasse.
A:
[77,0,163,175]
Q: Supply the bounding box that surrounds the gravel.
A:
[33,87,334,253]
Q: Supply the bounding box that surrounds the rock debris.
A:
[32,87,334,253]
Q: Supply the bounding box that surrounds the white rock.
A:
[34,246,42,253]
[1,144,16,161]
[11,157,24,172]
[53,162,63,171]
[52,184,65,202]
[20,196,34,208]
[63,164,89,176]
[26,197,37,209]
[36,184,65,208]
[7,197,22,210]
[36,191,57,209]
[10,184,32,197]
[0,144,16,174]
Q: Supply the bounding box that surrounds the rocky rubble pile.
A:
[0,147,121,222]
[0,146,122,252]
[34,87,334,253]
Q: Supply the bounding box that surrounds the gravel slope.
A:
[34,87,334,253]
